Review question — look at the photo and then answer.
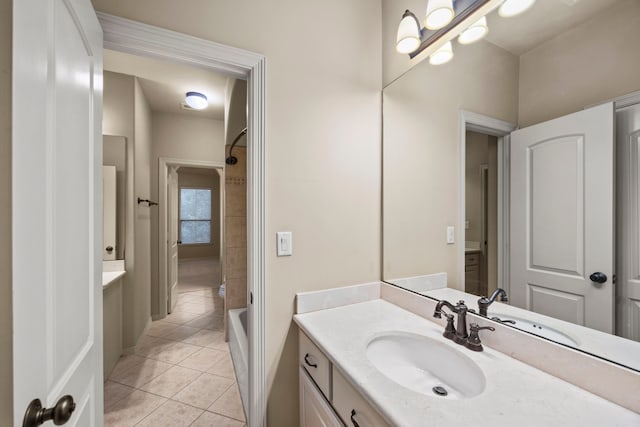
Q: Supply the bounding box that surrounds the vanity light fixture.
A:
[425,0,455,30]
[429,41,454,65]
[499,0,536,18]
[185,91,208,110]
[396,10,422,54]
[458,16,488,44]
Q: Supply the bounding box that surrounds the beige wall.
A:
[0,0,12,424]
[103,71,154,349]
[149,113,225,316]
[133,78,153,344]
[92,1,382,425]
[519,0,640,127]
[383,40,518,288]
[177,170,222,260]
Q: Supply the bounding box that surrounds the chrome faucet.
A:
[433,300,469,345]
[478,288,508,317]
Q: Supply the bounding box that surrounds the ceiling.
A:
[104,49,229,120]
[485,0,623,56]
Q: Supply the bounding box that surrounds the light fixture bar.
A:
[407,0,491,59]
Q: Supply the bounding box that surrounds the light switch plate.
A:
[277,231,292,256]
[446,226,455,244]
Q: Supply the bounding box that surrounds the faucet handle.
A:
[465,323,495,352]
[442,313,455,340]
[490,316,516,325]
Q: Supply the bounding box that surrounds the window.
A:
[180,188,212,244]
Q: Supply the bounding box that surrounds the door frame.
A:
[158,158,224,318]
[98,13,268,426]
[458,111,516,294]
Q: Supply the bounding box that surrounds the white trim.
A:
[497,135,511,293]
[586,89,640,111]
[99,14,268,426]
[158,157,224,318]
[459,111,516,294]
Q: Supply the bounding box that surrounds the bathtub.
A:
[228,308,248,417]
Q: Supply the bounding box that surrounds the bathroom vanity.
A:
[294,282,640,426]
[103,260,126,379]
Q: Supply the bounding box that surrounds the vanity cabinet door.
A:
[332,367,390,427]
[300,331,332,399]
[300,367,343,427]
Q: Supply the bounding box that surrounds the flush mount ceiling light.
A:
[429,41,454,65]
[458,16,488,44]
[425,0,455,30]
[185,91,208,110]
[499,0,536,18]
[396,10,422,54]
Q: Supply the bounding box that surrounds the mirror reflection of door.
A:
[510,103,615,334]
[464,131,498,297]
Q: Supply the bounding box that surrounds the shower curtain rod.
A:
[226,127,247,165]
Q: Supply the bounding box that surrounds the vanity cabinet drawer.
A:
[332,367,389,427]
[465,253,480,265]
[299,331,332,399]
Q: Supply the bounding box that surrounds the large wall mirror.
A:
[103,135,129,261]
[383,0,640,371]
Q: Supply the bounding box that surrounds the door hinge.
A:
[250,292,253,304]
[612,274,617,284]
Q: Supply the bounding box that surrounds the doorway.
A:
[100,13,267,426]
[458,111,516,297]
[464,131,497,297]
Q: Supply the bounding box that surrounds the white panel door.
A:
[617,102,640,341]
[167,167,180,313]
[12,0,103,425]
[510,103,614,333]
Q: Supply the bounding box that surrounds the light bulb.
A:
[424,0,455,30]
[499,0,536,18]
[185,92,208,110]
[396,10,421,54]
[458,16,488,45]
[429,41,454,65]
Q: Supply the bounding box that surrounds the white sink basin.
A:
[490,313,579,347]
[366,332,485,399]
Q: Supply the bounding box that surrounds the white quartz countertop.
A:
[102,270,125,289]
[294,299,640,426]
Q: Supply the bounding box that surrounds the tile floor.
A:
[104,258,245,426]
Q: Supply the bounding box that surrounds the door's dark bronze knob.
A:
[23,395,75,427]
[106,246,114,253]
[589,272,607,284]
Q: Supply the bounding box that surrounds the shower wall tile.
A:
[224,146,247,337]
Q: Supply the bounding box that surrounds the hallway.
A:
[103,258,243,426]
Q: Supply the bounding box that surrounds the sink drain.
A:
[432,386,448,397]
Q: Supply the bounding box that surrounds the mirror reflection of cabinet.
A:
[103,166,117,260]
